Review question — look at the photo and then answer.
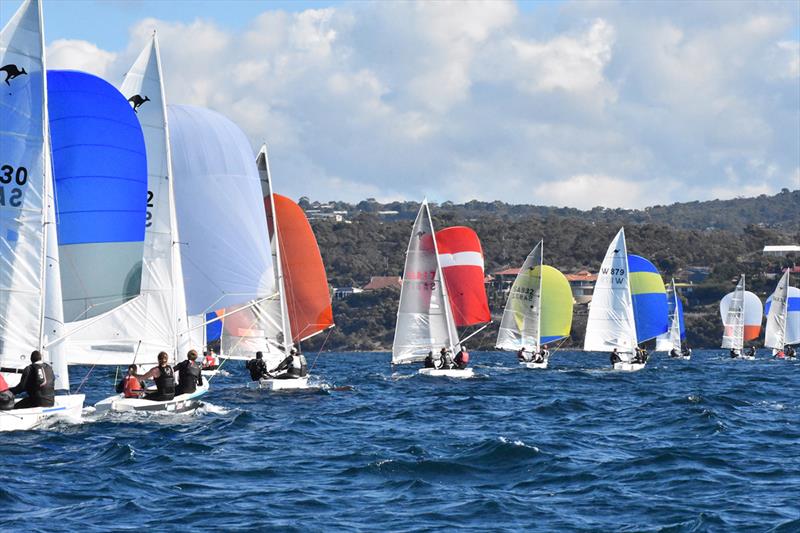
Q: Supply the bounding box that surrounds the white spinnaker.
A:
[0,0,68,389]
[583,228,637,357]
[168,105,274,316]
[392,200,459,364]
[65,35,191,366]
[496,240,542,351]
[721,276,745,350]
[764,271,789,350]
[655,280,680,352]
[219,146,286,366]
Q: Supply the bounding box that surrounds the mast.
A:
[424,200,459,351]
[536,240,544,352]
[260,145,293,355]
[620,229,638,352]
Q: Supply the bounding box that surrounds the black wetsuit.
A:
[424,354,435,368]
[272,355,308,379]
[610,352,622,365]
[246,358,269,381]
[787,346,796,358]
[145,365,175,401]
[174,360,203,395]
[10,362,55,409]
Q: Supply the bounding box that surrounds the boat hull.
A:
[0,394,85,432]
[613,362,646,372]
[520,361,548,369]
[95,384,208,413]
[246,377,310,391]
[418,368,474,378]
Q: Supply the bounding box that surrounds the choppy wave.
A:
[1,350,799,531]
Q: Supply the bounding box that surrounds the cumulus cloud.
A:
[41,0,799,207]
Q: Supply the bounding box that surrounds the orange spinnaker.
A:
[266,194,334,342]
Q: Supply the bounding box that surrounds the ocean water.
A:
[1,350,799,532]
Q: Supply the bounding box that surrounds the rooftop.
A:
[363,276,402,291]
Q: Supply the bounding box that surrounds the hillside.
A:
[300,190,799,352]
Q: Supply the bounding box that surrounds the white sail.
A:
[496,241,542,351]
[168,105,275,315]
[219,146,286,366]
[721,275,745,350]
[583,228,637,356]
[64,35,191,366]
[0,0,67,389]
[392,200,459,364]
[764,270,789,350]
[655,279,681,352]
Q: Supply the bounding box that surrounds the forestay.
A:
[64,36,192,365]
[48,70,147,323]
[0,0,69,390]
[168,105,274,315]
[583,228,637,354]
[392,201,458,364]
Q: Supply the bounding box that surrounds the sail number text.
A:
[0,164,28,207]
[146,190,154,227]
[407,270,437,291]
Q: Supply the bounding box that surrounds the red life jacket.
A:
[123,375,143,398]
[0,373,8,393]
[204,355,217,367]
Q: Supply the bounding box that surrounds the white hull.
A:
[520,361,548,369]
[246,376,310,391]
[672,355,691,360]
[95,383,208,413]
[0,394,84,432]
[613,362,645,372]
[735,355,755,360]
[202,368,221,379]
[418,367,474,378]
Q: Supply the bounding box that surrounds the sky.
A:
[2,0,799,208]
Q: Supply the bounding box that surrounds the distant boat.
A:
[495,240,573,369]
[0,0,83,431]
[764,270,799,356]
[392,201,490,378]
[720,275,762,359]
[230,145,334,391]
[655,279,690,359]
[583,228,669,371]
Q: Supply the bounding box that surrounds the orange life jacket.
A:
[123,375,143,398]
[204,355,217,367]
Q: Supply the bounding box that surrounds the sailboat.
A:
[0,0,83,430]
[392,201,490,378]
[655,279,689,359]
[221,145,334,390]
[495,240,573,369]
[583,228,669,371]
[720,275,762,359]
[764,269,799,356]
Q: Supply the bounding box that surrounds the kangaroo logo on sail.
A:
[128,94,150,113]
[1,64,27,86]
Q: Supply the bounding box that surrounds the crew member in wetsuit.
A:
[669,347,681,358]
[0,373,14,410]
[10,350,55,409]
[540,344,550,362]
[138,352,175,401]
[424,351,435,368]
[116,364,144,398]
[682,347,692,358]
[271,348,309,379]
[517,348,527,363]
[787,345,796,359]
[746,346,756,358]
[174,350,203,395]
[439,347,454,369]
[454,347,470,369]
[729,348,739,358]
[610,348,622,366]
[246,351,270,381]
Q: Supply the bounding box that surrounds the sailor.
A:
[729,348,739,358]
[669,347,680,358]
[10,351,55,409]
[202,350,219,370]
[0,373,14,410]
[174,350,204,395]
[517,348,527,363]
[271,348,309,379]
[540,344,550,361]
[786,345,796,358]
[746,346,756,358]
[454,347,470,369]
[246,351,270,381]
[116,364,144,399]
[424,351,435,368]
[138,352,176,401]
[440,347,454,369]
[610,348,622,365]
[682,347,692,358]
